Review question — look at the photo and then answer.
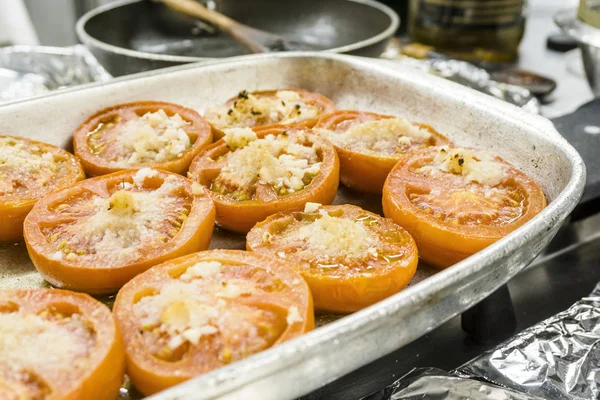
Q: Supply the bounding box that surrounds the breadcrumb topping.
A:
[205,90,320,130]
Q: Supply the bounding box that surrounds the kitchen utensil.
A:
[157,0,314,53]
[76,0,399,76]
[556,9,600,96]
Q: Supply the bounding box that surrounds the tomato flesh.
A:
[113,250,313,395]
[188,126,339,233]
[24,169,216,294]
[40,177,193,266]
[73,102,212,176]
[247,204,419,312]
[0,289,125,400]
[314,111,450,194]
[407,183,526,226]
[0,136,84,242]
[204,89,336,139]
[383,146,546,268]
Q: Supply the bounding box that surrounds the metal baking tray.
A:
[0,53,585,400]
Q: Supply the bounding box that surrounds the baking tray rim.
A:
[0,52,586,399]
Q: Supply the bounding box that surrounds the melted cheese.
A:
[318,117,431,156]
[291,211,373,261]
[0,137,64,197]
[115,109,191,165]
[418,146,507,187]
[213,130,321,198]
[205,90,320,130]
[0,312,93,391]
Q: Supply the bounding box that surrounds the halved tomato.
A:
[23,168,216,294]
[0,135,85,243]
[247,203,419,312]
[314,110,450,194]
[0,289,124,400]
[188,125,339,233]
[204,88,336,140]
[73,101,213,177]
[113,249,314,396]
[383,146,547,269]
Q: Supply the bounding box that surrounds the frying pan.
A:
[76,0,399,76]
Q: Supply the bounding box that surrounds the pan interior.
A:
[83,0,395,58]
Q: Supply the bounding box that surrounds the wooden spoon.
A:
[156,0,313,53]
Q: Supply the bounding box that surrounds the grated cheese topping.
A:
[286,306,303,325]
[290,210,374,263]
[0,137,69,199]
[132,167,158,187]
[205,90,321,130]
[303,202,322,213]
[0,311,94,395]
[408,148,524,225]
[134,260,301,359]
[317,117,432,156]
[417,146,507,187]
[45,171,191,265]
[223,127,258,149]
[110,109,191,165]
[212,129,321,199]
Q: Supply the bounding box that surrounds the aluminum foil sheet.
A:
[456,282,600,400]
[0,45,111,104]
[381,44,541,114]
[363,368,542,400]
[365,282,600,400]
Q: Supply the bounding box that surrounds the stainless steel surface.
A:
[76,0,399,76]
[457,281,600,400]
[556,9,600,97]
[0,44,111,104]
[0,53,585,400]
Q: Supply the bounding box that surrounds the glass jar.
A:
[408,0,527,62]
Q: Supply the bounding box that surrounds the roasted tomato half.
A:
[0,135,85,243]
[383,146,547,269]
[0,289,125,400]
[73,101,213,177]
[315,110,450,194]
[23,168,216,294]
[188,126,339,233]
[113,249,313,396]
[247,203,419,312]
[204,88,336,140]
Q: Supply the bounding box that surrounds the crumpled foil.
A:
[0,45,111,104]
[364,282,600,400]
[382,45,541,114]
[456,282,600,400]
[362,367,542,400]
